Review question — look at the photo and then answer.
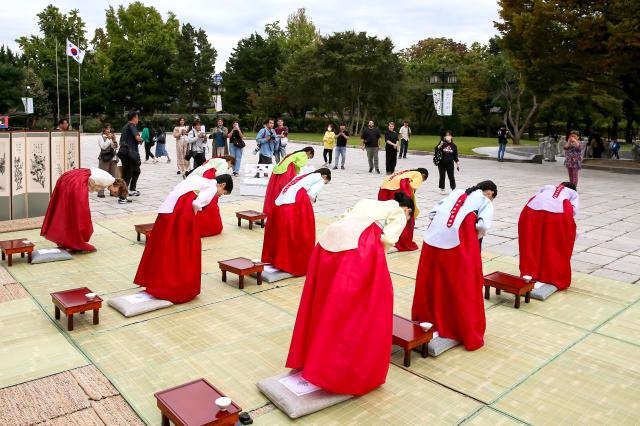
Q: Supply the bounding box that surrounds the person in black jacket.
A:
[384,122,399,174]
[435,130,459,194]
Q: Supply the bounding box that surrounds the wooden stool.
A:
[51,287,102,331]
[218,257,264,289]
[392,314,434,367]
[134,223,154,242]
[484,271,534,309]
[155,378,242,426]
[0,239,35,266]
[235,210,267,230]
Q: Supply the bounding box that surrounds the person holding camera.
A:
[187,118,208,171]
[97,123,120,198]
[210,119,228,157]
[255,118,276,166]
[228,120,245,176]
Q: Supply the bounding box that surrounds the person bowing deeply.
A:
[286,193,413,396]
[262,147,315,216]
[134,175,233,303]
[412,180,497,354]
[261,168,331,277]
[41,168,128,252]
[518,182,578,299]
[377,168,429,252]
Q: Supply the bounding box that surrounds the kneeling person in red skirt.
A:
[261,168,331,276]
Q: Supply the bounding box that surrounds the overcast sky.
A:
[1,0,500,71]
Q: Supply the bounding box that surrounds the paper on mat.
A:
[279,371,321,396]
[38,248,62,254]
[264,265,280,274]
[534,281,546,289]
[123,292,154,304]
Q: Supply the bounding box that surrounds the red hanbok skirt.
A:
[263,163,296,216]
[286,224,393,395]
[411,214,485,350]
[377,179,418,251]
[196,195,223,238]
[134,192,201,303]
[261,190,315,276]
[41,168,95,252]
[518,200,576,290]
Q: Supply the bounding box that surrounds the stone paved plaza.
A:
[0,134,638,425]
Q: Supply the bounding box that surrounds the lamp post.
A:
[213,74,224,113]
[430,69,457,137]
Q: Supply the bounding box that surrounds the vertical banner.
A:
[11,132,27,219]
[432,89,443,116]
[64,131,80,170]
[26,132,51,217]
[0,133,11,220]
[51,131,66,190]
[442,89,454,116]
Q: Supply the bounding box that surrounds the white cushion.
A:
[257,370,351,419]
[107,291,173,317]
[30,248,73,264]
[531,284,558,301]
[427,336,460,357]
[252,265,294,283]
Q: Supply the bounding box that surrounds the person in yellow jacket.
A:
[322,124,336,167]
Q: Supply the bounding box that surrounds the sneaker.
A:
[118,198,132,204]
[440,188,446,194]
[97,193,105,198]
[369,168,373,173]
[341,166,345,170]
[129,190,140,197]
[177,171,181,175]
[376,169,380,174]
[333,166,338,170]
[232,172,238,177]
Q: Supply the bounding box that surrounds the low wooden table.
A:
[218,257,264,290]
[484,271,534,309]
[0,239,35,266]
[235,210,267,230]
[134,223,154,242]
[51,287,102,331]
[392,314,434,367]
[155,378,242,426]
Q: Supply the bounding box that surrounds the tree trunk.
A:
[623,99,634,144]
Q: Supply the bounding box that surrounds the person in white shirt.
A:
[184,156,234,180]
[519,182,579,297]
[286,193,413,396]
[261,169,331,276]
[97,123,119,198]
[135,175,233,303]
[412,180,497,353]
[398,120,411,159]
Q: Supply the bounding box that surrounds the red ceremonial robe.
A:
[194,165,223,238]
[518,199,576,290]
[377,178,419,251]
[286,224,393,395]
[134,191,201,303]
[412,214,485,350]
[262,162,296,216]
[261,189,315,276]
[40,168,96,252]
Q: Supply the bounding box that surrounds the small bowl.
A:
[215,396,232,411]
[419,322,433,332]
[22,240,32,244]
[85,292,97,300]
[522,275,532,283]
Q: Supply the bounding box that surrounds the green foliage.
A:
[0,46,24,114]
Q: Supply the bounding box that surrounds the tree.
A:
[174,24,217,111]
[23,68,52,118]
[0,46,24,114]
[498,76,538,145]
[283,8,320,56]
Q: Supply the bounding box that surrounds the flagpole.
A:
[77,38,82,133]
[66,46,71,126]
[55,38,60,123]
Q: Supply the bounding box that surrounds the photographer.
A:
[97,123,119,198]
[118,111,143,197]
[255,118,276,165]
[187,118,208,170]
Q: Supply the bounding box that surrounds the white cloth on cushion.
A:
[527,184,579,215]
[158,176,217,214]
[275,173,325,206]
[318,199,407,253]
[89,167,115,188]
[424,189,494,249]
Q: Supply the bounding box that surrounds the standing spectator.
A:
[255,118,276,167]
[173,117,189,175]
[361,120,381,173]
[564,130,583,187]
[96,123,119,198]
[435,130,459,194]
[333,123,349,170]
[141,124,157,164]
[590,133,604,158]
[154,127,171,163]
[118,111,142,197]
[610,138,621,159]
[385,122,399,175]
[210,119,228,157]
[398,120,411,159]
[322,124,336,167]
[228,121,246,176]
[274,118,289,163]
[187,118,208,171]
[56,118,69,131]
[497,124,508,161]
